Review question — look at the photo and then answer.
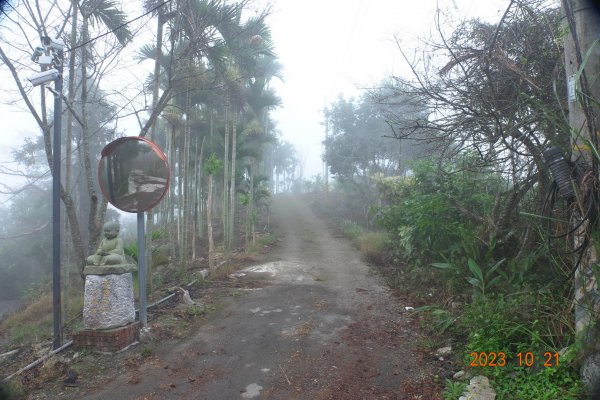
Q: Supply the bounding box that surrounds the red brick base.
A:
[73,322,140,353]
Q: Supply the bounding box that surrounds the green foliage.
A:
[185,305,207,317]
[204,153,222,175]
[20,278,52,301]
[140,346,153,358]
[374,156,500,265]
[323,93,424,178]
[465,258,505,297]
[443,379,466,400]
[0,380,25,400]
[124,243,138,261]
[151,229,166,241]
[460,294,582,399]
[356,231,388,263]
[338,220,389,263]
[414,305,457,333]
[124,243,168,268]
[492,363,582,400]
[341,220,363,240]
[302,174,326,193]
[1,294,53,345]
[0,185,52,300]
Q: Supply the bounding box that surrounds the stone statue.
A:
[82,220,137,331]
[86,221,126,266]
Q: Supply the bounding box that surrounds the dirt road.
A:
[75,195,440,399]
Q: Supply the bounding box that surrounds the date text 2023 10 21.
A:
[469,352,560,368]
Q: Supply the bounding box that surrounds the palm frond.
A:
[85,0,133,46]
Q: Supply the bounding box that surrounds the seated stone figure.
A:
[86,221,126,266]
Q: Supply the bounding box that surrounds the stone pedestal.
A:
[76,270,139,352]
[83,273,136,330]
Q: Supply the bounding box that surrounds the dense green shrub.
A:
[373,156,500,265]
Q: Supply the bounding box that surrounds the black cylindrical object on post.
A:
[543,147,576,200]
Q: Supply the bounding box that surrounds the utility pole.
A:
[29,36,65,350]
[562,0,600,390]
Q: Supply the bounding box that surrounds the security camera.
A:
[30,46,45,62]
[41,36,64,51]
[38,55,54,67]
[27,68,59,86]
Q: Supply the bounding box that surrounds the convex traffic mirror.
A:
[98,137,170,213]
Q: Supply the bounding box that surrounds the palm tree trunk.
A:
[197,135,205,238]
[144,13,165,295]
[207,173,215,269]
[168,125,177,261]
[191,136,198,260]
[250,160,256,246]
[223,106,230,249]
[181,90,192,265]
[229,109,238,249]
[177,135,184,265]
[192,135,205,259]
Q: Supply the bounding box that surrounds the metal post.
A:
[52,51,63,350]
[137,212,147,328]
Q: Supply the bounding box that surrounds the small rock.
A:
[451,301,462,309]
[460,375,496,400]
[453,370,466,380]
[63,370,79,387]
[139,327,153,343]
[435,346,452,357]
[559,347,569,357]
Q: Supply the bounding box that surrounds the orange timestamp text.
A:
[468,351,560,368]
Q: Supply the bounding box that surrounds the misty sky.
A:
[263,0,509,178]
[0,0,511,197]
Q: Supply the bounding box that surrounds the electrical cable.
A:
[542,160,598,276]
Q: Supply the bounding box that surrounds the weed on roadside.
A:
[0,380,25,400]
[140,347,153,359]
[442,379,466,400]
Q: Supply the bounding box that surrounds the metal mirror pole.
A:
[137,212,148,328]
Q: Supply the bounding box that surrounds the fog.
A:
[0,0,508,300]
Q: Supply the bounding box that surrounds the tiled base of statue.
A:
[75,221,139,352]
[73,321,140,353]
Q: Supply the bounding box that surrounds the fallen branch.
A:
[2,340,73,382]
[279,364,291,385]
[0,349,19,359]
